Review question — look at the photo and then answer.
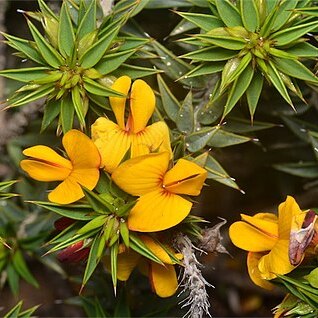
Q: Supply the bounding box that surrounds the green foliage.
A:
[4,301,39,318]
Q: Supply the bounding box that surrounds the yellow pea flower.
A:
[229,196,306,289]
[20,130,101,204]
[114,235,182,298]
[112,152,207,232]
[91,75,172,173]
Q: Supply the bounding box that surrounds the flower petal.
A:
[116,249,141,281]
[23,145,72,169]
[130,79,155,133]
[149,262,178,298]
[109,76,131,129]
[70,168,100,190]
[128,189,192,232]
[20,159,71,181]
[241,213,278,238]
[48,177,84,204]
[62,129,101,169]
[229,221,277,252]
[131,121,172,158]
[92,117,131,173]
[278,196,304,240]
[258,239,295,280]
[112,152,170,196]
[247,252,274,290]
[140,235,174,265]
[163,159,207,196]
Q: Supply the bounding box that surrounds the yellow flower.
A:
[112,152,207,232]
[91,75,172,173]
[114,235,182,298]
[20,130,100,204]
[229,196,306,289]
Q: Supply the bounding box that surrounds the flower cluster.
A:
[20,76,207,298]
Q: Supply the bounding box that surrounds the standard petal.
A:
[62,130,101,169]
[163,159,207,196]
[92,117,131,173]
[149,262,178,298]
[109,76,131,129]
[278,196,304,240]
[241,213,278,238]
[229,221,277,252]
[130,79,155,133]
[140,235,174,265]
[128,189,192,232]
[69,168,99,190]
[116,250,141,281]
[48,177,84,204]
[247,252,274,290]
[258,239,295,280]
[131,121,172,158]
[20,159,71,182]
[23,145,72,169]
[112,152,170,196]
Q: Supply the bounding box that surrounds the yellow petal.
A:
[247,252,274,290]
[70,168,100,190]
[140,235,174,265]
[278,196,303,240]
[128,189,192,232]
[258,239,295,280]
[109,76,131,129]
[92,117,131,173]
[163,159,207,196]
[23,145,72,169]
[20,159,71,182]
[116,249,141,281]
[62,129,101,169]
[241,213,278,238]
[131,121,172,159]
[48,177,84,204]
[130,79,155,133]
[112,152,170,196]
[149,262,178,298]
[229,221,277,252]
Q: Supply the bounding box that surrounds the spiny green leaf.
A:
[240,0,260,32]
[60,95,74,134]
[196,33,245,50]
[27,19,64,68]
[207,127,251,148]
[82,235,103,288]
[0,67,51,82]
[271,20,318,46]
[2,33,45,64]
[286,42,318,57]
[273,162,318,178]
[157,74,180,121]
[182,62,224,78]
[170,18,197,36]
[119,221,129,247]
[80,23,121,69]
[41,99,60,132]
[176,91,194,134]
[181,46,237,61]
[7,263,19,295]
[271,0,299,31]
[273,58,318,83]
[71,86,85,126]
[110,243,119,292]
[185,127,217,152]
[215,0,242,27]
[118,37,149,51]
[176,11,223,31]
[95,49,136,75]
[12,250,39,288]
[113,64,162,79]
[38,0,57,19]
[76,0,96,40]
[8,84,55,108]
[83,77,124,97]
[58,2,75,58]
[267,61,293,106]
[83,187,114,214]
[246,71,264,119]
[3,301,23,318]
[77,216,107,235]
[28,201,95,220]
[223,63,254,118]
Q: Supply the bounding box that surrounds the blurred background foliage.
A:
[1,0,318,317]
